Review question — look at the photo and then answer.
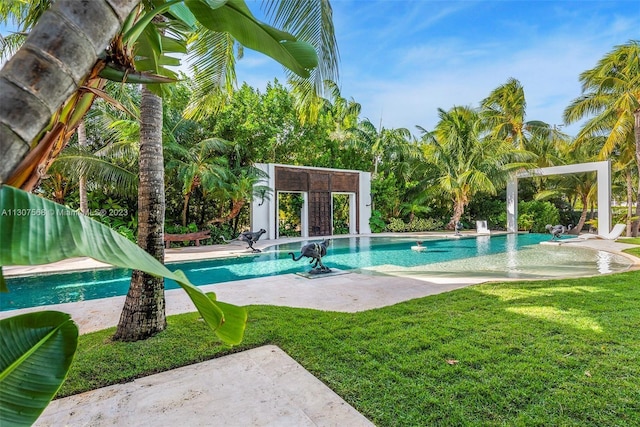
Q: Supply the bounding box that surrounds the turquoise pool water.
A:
[0,234,632,311]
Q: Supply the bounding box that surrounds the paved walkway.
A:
[4,234,639,426]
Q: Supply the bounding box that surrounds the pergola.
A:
[251,163,372,240]
[506,160,612,236]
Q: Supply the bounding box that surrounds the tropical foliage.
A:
[0,2,638,424]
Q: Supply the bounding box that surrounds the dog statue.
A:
[545,224,573,241]
[221,228,266,252]
[288,239,331,273]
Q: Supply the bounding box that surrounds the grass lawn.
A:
[619,237,640,258]
[60,265,640,426]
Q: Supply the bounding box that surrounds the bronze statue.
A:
[545,224,572,241]
[288,239,331,273]
[454,221,463,236]
[221,228,266,252]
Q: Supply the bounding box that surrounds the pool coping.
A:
[1,231,508,278]
[3,232,638,327]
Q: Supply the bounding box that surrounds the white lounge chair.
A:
[476,220,490,234]
[577,223,626,240]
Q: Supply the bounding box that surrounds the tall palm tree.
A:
[351,119,412,176]
[563,40,640,236]
[114,86,167,341]
[114,1,339,341]
[481,78,550,149]
[1,0,338,342]
[0,0,139,184]
[322,80,361,143]
[420,106,520,229]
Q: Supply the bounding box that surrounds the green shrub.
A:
[385,218,406,232]
[518,213,535,231]
[518,200,559,233]
[385,217,443,232]
[369,210,386,233]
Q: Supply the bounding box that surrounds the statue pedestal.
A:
[295,268,350,279]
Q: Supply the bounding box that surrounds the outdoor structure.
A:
[251,164,372,240]
[507,160,612,236]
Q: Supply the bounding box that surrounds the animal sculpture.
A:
[411,241,427,252]
[288,239,331,273]
[221,228,266,252]
[454,221,463,236]
[545,224,573,241]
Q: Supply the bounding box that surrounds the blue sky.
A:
[235,0,639,137]
[2,1,637,137]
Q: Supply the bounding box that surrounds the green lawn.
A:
[619,237,640,258]
[61,266,640,426]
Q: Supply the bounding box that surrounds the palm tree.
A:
[420,106,519,229]
[205,167,268,226]
[322,80,361,143]
[351,119,412,176]
[481,78,550,149]
[0,0,139,184]
[113,86,167,341]
[563,40,640,236]
[1,1,338,343]
[114,1,338,341]
[166,138,230,226]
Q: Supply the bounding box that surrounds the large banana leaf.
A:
[0,311,78,426]
[0,185,247,345]
[185,0,318,78]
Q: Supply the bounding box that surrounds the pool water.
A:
[0,234,632,311]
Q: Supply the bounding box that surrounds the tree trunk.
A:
[0,0,139,183]
[633,108,640,237]
[205,199,246,225]
[114,86,166,341]
[182,192,191,227]
[625,169,633,237]
[448,199,465,230]
[574,194,589,234]
[77,120,89,215]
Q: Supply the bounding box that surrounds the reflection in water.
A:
[506,233,518,270]
[476,235,491,256]
[596,251,614,274]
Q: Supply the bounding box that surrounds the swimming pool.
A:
[0,234,632,311]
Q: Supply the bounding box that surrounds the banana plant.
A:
[0,184,248,425]
[0,311,78,426]
[4,0,318,191]
[0,2,320,423]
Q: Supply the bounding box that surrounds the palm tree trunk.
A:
[448,199,465,229]
[0,0,139,183]
[77,120,89,215]
[574,194,589,233]
[633,108,640,237]
[625,169,633,237]
[114,86,166,341]
[182,192,191,227]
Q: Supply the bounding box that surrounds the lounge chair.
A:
[577,223,626,240]
[476,220,490,235]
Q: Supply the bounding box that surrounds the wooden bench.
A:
[164,230,211,248]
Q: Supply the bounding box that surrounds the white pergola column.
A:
[506,178,518,233]
[251,163,276,240]
[359,171,371,234]
[506,161,612,236]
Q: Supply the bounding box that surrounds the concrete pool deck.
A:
[3,233,639,426]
